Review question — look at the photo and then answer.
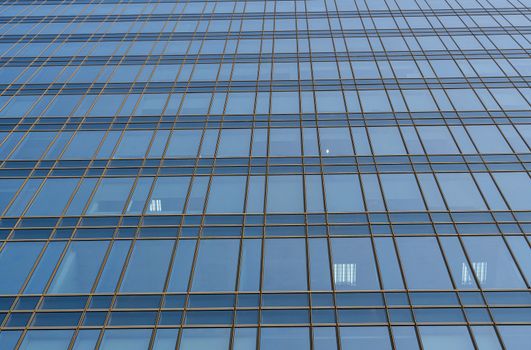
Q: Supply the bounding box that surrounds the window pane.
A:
[436,173,486,210]
[267,175,304,213]
[340,327,392,350]
[148,176,190,214]
[26,178,78,216]
[263,239,307,291]
[380,174,425,210]
[99,329,152,350]
[207,176,246,213]
[324,175,364,212]
[48,241,109,293]
[87,178,135,215]
[419,326,474,350]
[397,237,453,290]
[18,330,74,350]
[192,239,239,292]
[166,130,201,157]
[492,172,531,210]
[179,328,230,350]
[269,128,301,156]
[318,128,354,156]
[260,328,310,350]
[368,127,406,155]
[331,238,380,290]
[120,240,174,292]
[217,129,251,157]
[462,237,525,289]
[114,130,153,158]
[0,242,44,294]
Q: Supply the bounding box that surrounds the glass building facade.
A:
[0,0,530,349]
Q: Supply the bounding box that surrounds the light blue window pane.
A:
[100,329,152,350]
[361,174,385,211]
[238,239,261,292]
[49,241,108,293]
[380,174,425,211]
[180,93,211,115]
[251,129,267,156]
[246,176,265,213]
[126,177,154,214]
[446,89,484,111]
[180,328,231,350]
[324,174,364,212]
[71,330,100,350]
[340,327,391,349]
[95,131,120,158]
[192,239,239,292]
[499,125,529,152]
[120,240,174,292]
[96,241,131,293]
[331,238,380,290]
[473,173,508,210]
[269,128,301,156]
[313,327,337,350]
[436,173,487,210]
[471,326,502,350]
[506,236,531,284]
[305,175,324,212]
[0,133,23,159]
[266,175,304,213]
[490,88,529,110]
[309,238,332,290]
[401,127,424,154]
[449,126,477,153]
[302,128,319,156]
[0,179,24,214]
[26,178,78,216]
[10,132,55,160]
[359,90,391,112]
[374,238,404,289]
[319,127,354,156]
[419,326,474,350]
[0,331,22,350]
[260,328,310,350]
[263,239,307,291]
[226,92,255,114]
[417,174,446,211]
[43,132,72,160]
[148,130,170,157]
[19,330,74,350]
[114,130,154,158]
[315,91,345,113]
[0,242,44,294]
[152,329,179,350]
[134,94,167,116]
[368,127,406,155]
[24,242,66,294]
[403,90,437,111]
[392,326,420,350]
[167,240,196,292]
[207,176,246,213]
[417,126,459,154]
[65,178,97,215]
[498,326,531,350]
[492,172,531,210]
[217,129,251,157]
[0,96,37,117]
[351,127,371,155]
[271,92,299,114]
[166,130,201,157]
[466,126,511,153]
[440,237,477,289]
[148,176,190,214]
[89,94,126,116]
[87,178,134,215]
[44,95,82,116]
[462,236,525,289]
[199,129,218,158]
[233,328,257,350]
[397,237,453,290]
[185,176,209,214]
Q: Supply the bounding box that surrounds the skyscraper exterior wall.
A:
[0,0,530,349]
